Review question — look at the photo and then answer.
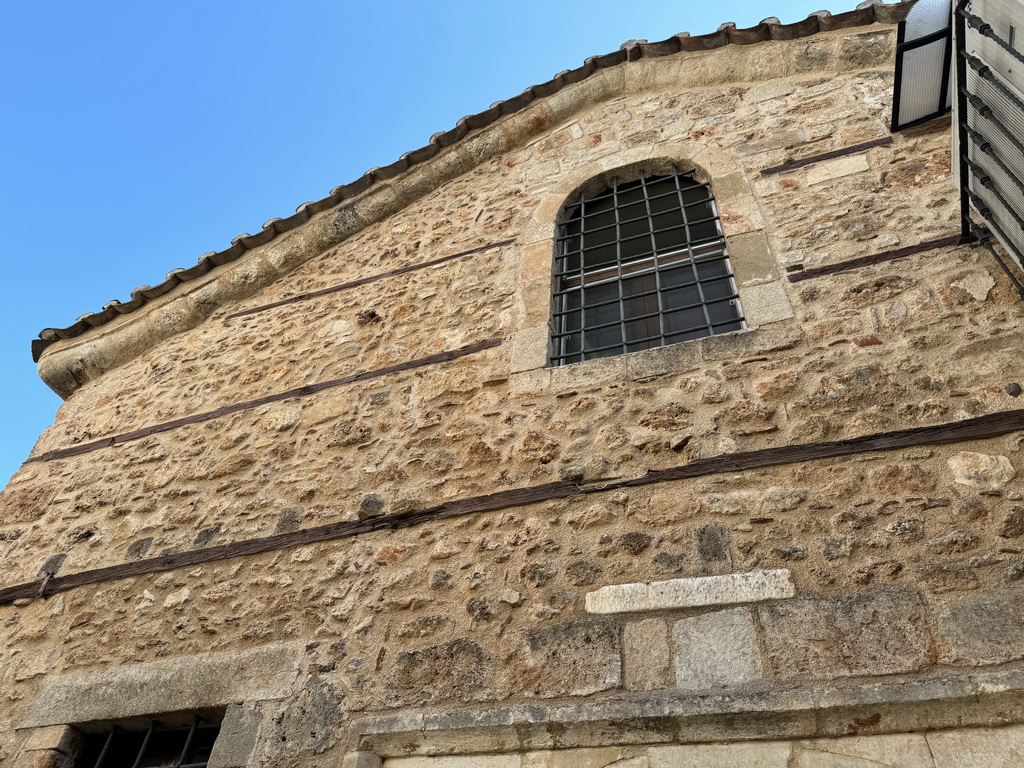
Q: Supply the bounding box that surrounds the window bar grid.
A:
[129,721,157,768]
[550,171,741,366]
[92,726,119,768]
[612,175,627,358]
[554,311,746,357]
[551,285,738,332]
[641,171,669,351]
[551,295,742,341]
[673,172,717,335]
[553,236,728,278]
[172,716,201,768]
[552,266,738,315]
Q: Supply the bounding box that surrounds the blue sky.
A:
[0,1,874,488]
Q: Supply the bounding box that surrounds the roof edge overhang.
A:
[35,0,916,399]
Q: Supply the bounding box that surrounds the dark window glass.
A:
[550,169,744,365]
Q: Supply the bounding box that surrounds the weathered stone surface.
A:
[794,733,934,768]
[208,703,262,768]
[646,742,792,767]
[387,756,521,768]
[935,587,1024,665]
[20,643,304,727]
[12,751,74,768]
[623,618,672,691]
[22,726,82,757]
[947,452,1016,492]
[741,281,794,327]
[926,724,1024,767]
[997,507,1024,538]
[342,752,383,768]
[523,747,624,767]
[521,619,620,697]
[390,638,494,706]
[673,607,762,690]
[759,588,931,678]
[806,154,870,186]
[586,569,794,614]
[267,676,343,759]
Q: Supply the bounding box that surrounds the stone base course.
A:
[377,723,1024,768]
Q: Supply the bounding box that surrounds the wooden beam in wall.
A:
[4,409,1022,606]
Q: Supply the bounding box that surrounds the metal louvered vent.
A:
[892,0,954,130]
[956,0,1024,276]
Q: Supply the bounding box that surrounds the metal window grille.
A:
[549,168,744,366]
[75,718,220,768]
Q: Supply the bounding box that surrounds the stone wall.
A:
[3,21,1024,768]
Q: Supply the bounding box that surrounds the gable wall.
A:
[4,23,1024,768]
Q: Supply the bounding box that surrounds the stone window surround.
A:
[509,142,795,387]
[12,643,303,768]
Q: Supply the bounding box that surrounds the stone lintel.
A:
[19,642,304,729]
[585,568,794,614]
[349,669,1024,759]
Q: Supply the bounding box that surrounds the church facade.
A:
[5,2,1024,766]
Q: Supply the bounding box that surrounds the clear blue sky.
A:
[0,1,873,488]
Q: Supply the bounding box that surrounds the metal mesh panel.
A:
[550,169,744,366]
[897,38,953,125]
[908,0,955,38]
[892,0,953,129]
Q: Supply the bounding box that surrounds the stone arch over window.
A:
[510,145,794,382]
[549,161,743,366]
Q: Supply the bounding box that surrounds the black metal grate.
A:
[956,0,1024,284]
[75,718,219,768]
[550,169,743,366]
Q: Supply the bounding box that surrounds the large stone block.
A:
[342,751,383,768]
[520,619,621,697]
[19,643,304,728]
[758,588,931,679]
[673,607,762,690]
[387,756,521,768]
[586,569,794,615]
[522,746,623,767]
[794,733,934,767]
[390,638,495,706]
[934,587,1024,665]
[623,618,672,691]
[12,751,73,768]
[209,703,263,768]
[927,724,1024,768]
[805,154,870,186]
[22,727,82,757]
[647,741,792,767]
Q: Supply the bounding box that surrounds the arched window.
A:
[549,167,744,365]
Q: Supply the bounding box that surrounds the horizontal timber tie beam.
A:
[27,338,503,464]
[4,408,1023,606]
[760,136,893,176]
[786,235,962,282]
[225,239,517,321]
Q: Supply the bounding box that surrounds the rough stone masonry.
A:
[4,5,1024,767]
